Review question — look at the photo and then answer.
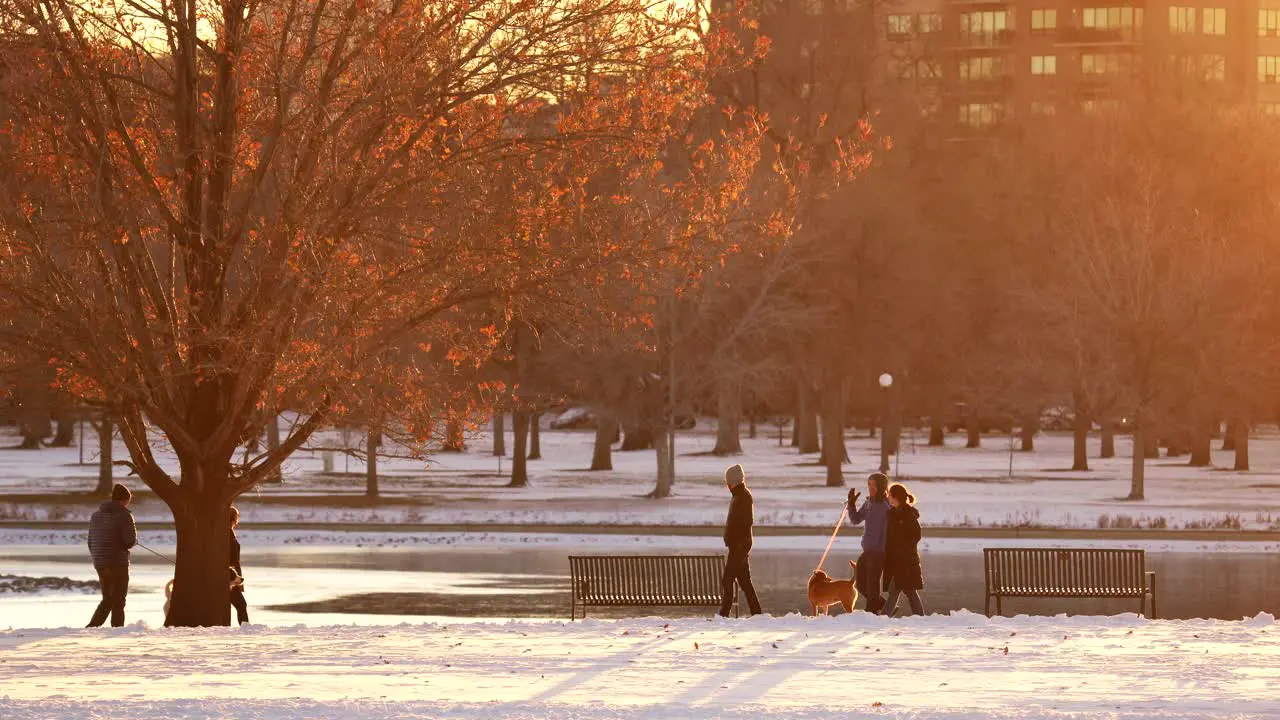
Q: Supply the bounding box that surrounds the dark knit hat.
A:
[111,483,132,503]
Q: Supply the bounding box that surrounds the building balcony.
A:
[1055,27,1141,46]
[949,74,1017,95]
[947,29,1016,51]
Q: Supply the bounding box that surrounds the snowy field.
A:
[2,422,1280,531]
[1,613,1277,719]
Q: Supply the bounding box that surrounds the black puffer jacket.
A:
[883,505,923,591]
[87,501,138,569]
[722,484,754,553]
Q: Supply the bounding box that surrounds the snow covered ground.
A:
[2,613,1277,719]
[2,423,1279,531]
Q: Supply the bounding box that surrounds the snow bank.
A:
[1,614,1277,719]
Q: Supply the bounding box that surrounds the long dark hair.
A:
[888,483,915,506]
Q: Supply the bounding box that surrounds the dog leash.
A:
[814,508,847,573]
[137,542,176,565]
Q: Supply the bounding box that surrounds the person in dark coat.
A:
[719,464,763,617]
[882,482,925,616]
[847,472,890,614]
[86,483,138,627]
[229,506,249,625]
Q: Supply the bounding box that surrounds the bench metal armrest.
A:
[1146,571,1157,619]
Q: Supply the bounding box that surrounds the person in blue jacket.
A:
[846,472,890,614]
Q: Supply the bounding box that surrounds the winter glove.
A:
[847,488,861,508]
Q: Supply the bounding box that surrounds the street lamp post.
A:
[878,373,893,474]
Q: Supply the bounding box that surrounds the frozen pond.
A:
[3,540,1278,628]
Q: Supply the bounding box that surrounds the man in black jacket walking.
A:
[719,464,763,617]
[87,483,138,627]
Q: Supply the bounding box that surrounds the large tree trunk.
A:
[493,413,505,456]
[510,411,530,487]
[442,416,465,452]
[712,377,742,456]
[965,408,981,449]
[1019,410,1038,452]
[1129,428,1145,500]
[790,415,800,447]
[650,424,673,499]
[264,414,282,483]
[365,424,380,498]
[1100,419,1116,458]
[1188,415,1212,467]
[1234,421,1250,471]
[528,413,541,460]
[748,412,757,440]
[1071,391,1089,471]
[1222,420,1237,451]
[590,408,615,471]
[95,413,114,495]
[821,391,847,487]
[165,471,233,627]
[50,403,76,447]
[928,414,945,447]
[798,385,820,455]
[620,421,653,451]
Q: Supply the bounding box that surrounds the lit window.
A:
[1082,53,1135,75]
[1031,101,1057,116]
[1260,102,1280,116]
[888,14,914,36]
[918,59,943,79]
[1262,10,1280,37]
[1259,56,1280,83]
[919,13,943,33]
[1031,9,1057,32]
[1082,98,1121,115]
[959,102,1002,128]
[959,55,1006,80]
[1169,7,1195,34]
[1202,8,1226,35]
[889,57,915,80]
[1201,54,1225,81]
[1082,6,1144,33]
[1031,55,1057,75]
[961,10,1009,44]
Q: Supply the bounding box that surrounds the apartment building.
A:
[877,1,1280,130]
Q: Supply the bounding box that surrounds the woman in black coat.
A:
[882,483,925,616]
[229,506,249,625]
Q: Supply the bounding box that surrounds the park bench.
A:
[568,555,734,620]
[984,547,1157,618]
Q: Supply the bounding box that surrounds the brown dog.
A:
[808,560,858,616]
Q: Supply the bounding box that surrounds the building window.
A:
[1082,7,1144,35]
[889,57,915,80]
[959,55,1007,80]
[1169,7,1195,34]
[1031,55,1057,75]
[1031,9,1057,33]
[918,59,943,80]
[1082,53,1137,76]
[1031,101,1057,116]
[959,102,1002,128]
[1201,54,1225,81]
[1202,8,1226,35]
[888,14,914,37]
[1260,102,1280,116]
[1259,56,1280,83]
[1262,10,1280,37]
[919,13,943,33]
[960,10,1009,45]
[1082,98,1121,115]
